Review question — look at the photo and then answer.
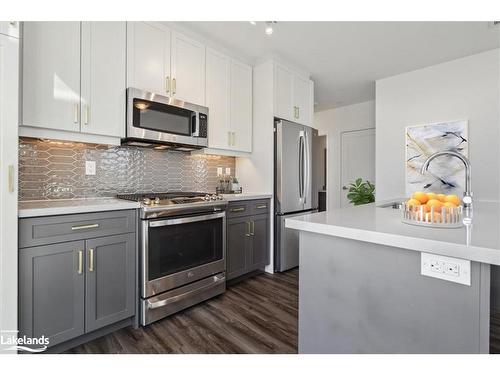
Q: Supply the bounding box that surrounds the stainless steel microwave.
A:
[124,88,208,150]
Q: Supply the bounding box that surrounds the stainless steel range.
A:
[117,192,227,325]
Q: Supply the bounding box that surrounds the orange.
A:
[406,199,421,208]
[437,194,447,202]
[444,194,461,206]
[426,199,444,211]
[443,201,458,212]
[426,192,438,201]
[412,191,429,204]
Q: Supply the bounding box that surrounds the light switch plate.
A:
[217,167,223,176]
[85,160,96,176]
[225,167,231,175]
[421,252,470,286]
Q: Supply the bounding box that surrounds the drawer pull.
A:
[256,205,267,209]
[251,221,255,236]
[230,207,245,213]
[71,223,99,231]
[246,221,251,237]
[77,251,83,274]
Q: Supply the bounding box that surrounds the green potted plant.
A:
[346,178,375,206]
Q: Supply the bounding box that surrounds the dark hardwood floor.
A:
[65,268,500,354]
[66,269,299,354]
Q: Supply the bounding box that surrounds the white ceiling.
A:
[182,21,500,111]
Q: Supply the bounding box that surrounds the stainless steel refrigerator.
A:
[274,119,318,272]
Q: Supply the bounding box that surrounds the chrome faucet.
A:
[420,150,473,210]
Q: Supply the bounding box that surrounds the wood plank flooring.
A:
[65,268,500,354]
[66,269,299,354]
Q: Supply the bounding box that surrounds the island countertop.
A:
[285,201,500,265]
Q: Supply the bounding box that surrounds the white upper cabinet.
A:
[274,62,314,126]
[22,22,81,132]
[274,63,294,122]
[206,48,231,149]
[170,31,206,105]
[293,74,314,126]
[127,22,170,95]
[230,59,252,152]
[81,22,126,138]
[0,21,20,38]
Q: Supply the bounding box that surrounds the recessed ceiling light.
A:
[249,21,256,25]
[265,21,277,36]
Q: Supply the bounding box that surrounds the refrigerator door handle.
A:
[303,129,309,205]
[298,132,304,200]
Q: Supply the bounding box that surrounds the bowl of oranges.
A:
[401,192,463,228]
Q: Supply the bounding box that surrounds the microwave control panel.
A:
[198,113,208,138]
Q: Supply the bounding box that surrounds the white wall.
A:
[314,100,375,210]
[376,48,500,202]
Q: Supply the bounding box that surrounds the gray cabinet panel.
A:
[226,217,250,280]
[19,241,85,347]
[249,214,269,269]
[85,233,136,332]
[227,201,251,219]
[19,210,136,248]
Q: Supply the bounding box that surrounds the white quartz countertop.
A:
[286,202,500,265]
[221,193,272,201]
[18,198,140,218]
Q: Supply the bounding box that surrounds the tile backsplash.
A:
[19,137,236,201]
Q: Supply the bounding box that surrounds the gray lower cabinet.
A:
[19,210,136,349]
[226,199,270,281]
[85,233,135,332]
[19,241,86,347]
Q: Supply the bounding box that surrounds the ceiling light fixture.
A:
[265,21,277,36]
[249,21,256,25]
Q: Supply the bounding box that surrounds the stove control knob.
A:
[143,198,151,205]
[154,197,161,205]
[205,194,211,201]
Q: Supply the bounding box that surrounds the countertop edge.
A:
[18,201,141,218]
[222,193,272,202]
[286,218,500,266]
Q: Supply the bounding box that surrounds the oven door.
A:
[141,211,226,298]
[126,87,208,148]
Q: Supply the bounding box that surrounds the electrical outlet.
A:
[85,160,96,176]
[225,167,231,175]
[421,253,470,286]
[217,167,223,176]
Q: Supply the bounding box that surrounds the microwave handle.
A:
[191,112,199,136]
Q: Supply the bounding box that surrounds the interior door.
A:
[230,59,253,152]
[275,120,304,213]
[170,31,205,105]
[81,22,126,137]
[22,22,81,131]
[206,47,230,149]
[127,22,170,95]
[340,128,376,208]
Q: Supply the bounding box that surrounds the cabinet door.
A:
[171,31,205,105]
[127,22,170,95]
[19,241,85,347]
[85,233,136,332]
[293,75,313,126]
[248,214,270,270]
[0,21,19,38]
[226,217,251,280]
[230,59,252,152]
[206,48,231,149]
[22,22,81,132]
[274,63,294,121]
[81,22,126,138]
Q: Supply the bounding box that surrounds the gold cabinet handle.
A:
[71,223,99,231]
[8,165,14,193]
[230,207,245,213]
[88,248,94,272]
[74,103,79,124]
[165,76,170,94]
[83,104,90,125]
[256,204,267,209]
[172,78,176,95]
[297,106,300,119]
[245,221,251,237]
[251,221,255,236]
[232,132,236,146]
[228,131,231,146]
[77,251,83,274]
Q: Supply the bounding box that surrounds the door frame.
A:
[315,131,329,211]
[340,127,375,208]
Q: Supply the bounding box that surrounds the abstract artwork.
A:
[406,120,468,196]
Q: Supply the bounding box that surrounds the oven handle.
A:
[148,211,226,227]
[147,274,226,310]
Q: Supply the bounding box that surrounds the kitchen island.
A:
[286,202,500,353]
